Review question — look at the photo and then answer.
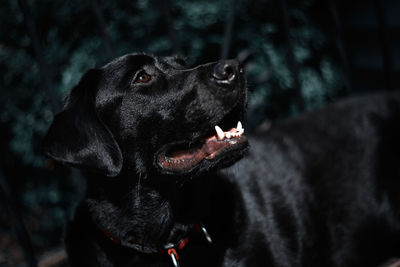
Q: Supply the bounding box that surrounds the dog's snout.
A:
[212,60,241,84]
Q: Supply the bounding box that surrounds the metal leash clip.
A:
[164,224,212,266]
[200,223,212,244]
[168,248,180,267]
[164,241,182,267]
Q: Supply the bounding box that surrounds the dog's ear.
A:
[42,69,123,177]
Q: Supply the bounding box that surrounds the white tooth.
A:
[237,121,243,131]
[239,128,244,135]
[215,126,224,140]
[226,132,232,139]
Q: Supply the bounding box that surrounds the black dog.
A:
[43,53,400,267]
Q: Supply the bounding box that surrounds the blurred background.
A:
[0,0,399,266]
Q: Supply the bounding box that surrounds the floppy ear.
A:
[42,69,123,177]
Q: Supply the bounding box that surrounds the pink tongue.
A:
[169,147,201,160]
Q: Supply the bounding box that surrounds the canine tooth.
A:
[215,126,224,140]
[237,121,243,131]
[226,132,232,139]
[239,128,244,135]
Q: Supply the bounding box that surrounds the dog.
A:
[43,53,400,267]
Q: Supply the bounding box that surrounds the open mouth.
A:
[156,121,248,173]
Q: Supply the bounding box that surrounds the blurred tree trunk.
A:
[18,0,60,114]
[89,0,115,59]
[375,0,393,90]
[328,0,353,94]
[0,170,37,267]
[278,0,305,112]
[162,0,181,55]
[221,0,237,59]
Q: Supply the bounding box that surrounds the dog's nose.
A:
[212,60,241,84]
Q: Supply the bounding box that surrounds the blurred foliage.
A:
[0,0,346,262]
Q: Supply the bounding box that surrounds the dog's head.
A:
[43,53,248,178]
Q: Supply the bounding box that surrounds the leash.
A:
[102,223,212,267]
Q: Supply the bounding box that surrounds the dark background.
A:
[0,0,399,266]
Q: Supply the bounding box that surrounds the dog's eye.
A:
[134,72,151,84]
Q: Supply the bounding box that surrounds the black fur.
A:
[43,53,400,267]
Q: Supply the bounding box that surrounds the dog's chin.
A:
[154,123,249,176]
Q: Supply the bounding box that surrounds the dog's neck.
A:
[83,171,232,252]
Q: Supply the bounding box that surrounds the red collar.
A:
[102,223,212,267]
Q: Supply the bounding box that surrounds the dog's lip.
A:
[156,123,247,173]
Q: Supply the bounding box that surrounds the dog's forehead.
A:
[101,54,187,73]
[102,54,155,70]
[155,56,187,71]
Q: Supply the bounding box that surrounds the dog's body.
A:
[43,53,400,266]
[223,94,400,266]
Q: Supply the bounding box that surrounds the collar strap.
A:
[102,223,212,267]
